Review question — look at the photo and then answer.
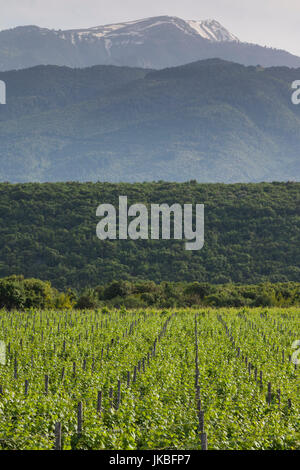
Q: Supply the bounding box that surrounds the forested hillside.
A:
[1,60,300,182]
[0,182,299,288]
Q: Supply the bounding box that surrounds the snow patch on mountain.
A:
[187,19,239,42]
[64,16,239,44]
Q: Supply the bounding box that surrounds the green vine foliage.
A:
[0,307,299,450]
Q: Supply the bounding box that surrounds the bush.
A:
[75,289,99,309]
[23,278,54,308]
[184,282,214,299]
[0,279,26,310]
[103,281,132,300]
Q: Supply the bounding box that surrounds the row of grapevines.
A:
[0,308,299,450]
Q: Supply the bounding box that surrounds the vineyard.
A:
[0,308,299,450]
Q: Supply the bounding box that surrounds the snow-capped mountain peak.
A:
[1,14,299,72]
[66,16,239,43]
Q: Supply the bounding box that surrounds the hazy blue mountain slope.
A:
[0,59,300,182]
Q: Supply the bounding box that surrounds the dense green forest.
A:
[0,181,299,289]
[1,60,300,182]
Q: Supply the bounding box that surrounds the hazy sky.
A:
[1,0,300,56]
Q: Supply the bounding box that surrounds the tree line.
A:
[0,275,299,310]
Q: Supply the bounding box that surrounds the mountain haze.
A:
[0,59,300,183]
[0,16,300,71]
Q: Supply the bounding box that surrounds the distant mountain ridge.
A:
[0,59,300,183]
[0,16,300,70]
[64,16,239,43]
